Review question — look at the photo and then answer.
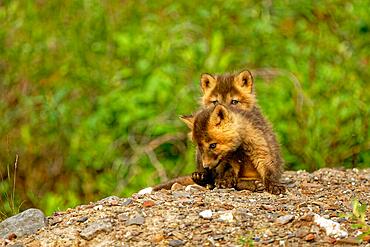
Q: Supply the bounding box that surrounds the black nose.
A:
[203,163,210,169]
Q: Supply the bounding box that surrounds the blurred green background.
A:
[0,0,369,218]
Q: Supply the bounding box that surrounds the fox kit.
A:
[181,104,284,194]
[182,70,284,193]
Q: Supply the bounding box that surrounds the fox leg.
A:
[236,178,265,192]
[245,141,285,194]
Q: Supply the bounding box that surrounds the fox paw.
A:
[236,179,265,192]
[265,182,286,195]
[192,172,209,186]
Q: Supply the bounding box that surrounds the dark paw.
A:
[192,172,209,186]
[265,181,286,195]
[236,179,265,192]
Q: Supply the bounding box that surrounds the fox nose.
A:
[203,163,210,168]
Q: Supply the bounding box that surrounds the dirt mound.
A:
[2,168,370,246]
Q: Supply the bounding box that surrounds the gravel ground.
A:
[2,168,370,246]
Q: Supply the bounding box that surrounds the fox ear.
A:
[234,70,253,94]
[179,115,194,129]
[200,73,216,93]
[210,105,230,126]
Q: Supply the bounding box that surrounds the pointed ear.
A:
[200,73,216,94]
[179,115,194,129]
[234,70,253,94]
[210,105,230,126]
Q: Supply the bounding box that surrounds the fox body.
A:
[151,70,284,194]
[180,70,284,193]
[181,103,284,194]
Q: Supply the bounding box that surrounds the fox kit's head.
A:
[200,70,255,112]
[181,105,242,169]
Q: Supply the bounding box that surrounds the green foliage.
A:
[341,199,370,243]
[351,199,370,242]
[0,0,369,215]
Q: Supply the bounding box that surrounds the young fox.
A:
[150,70,284,193]
[181,104,285,194]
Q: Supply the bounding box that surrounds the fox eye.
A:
[231,100,239,105]
[211,100,219,105]
[209,143,217,149]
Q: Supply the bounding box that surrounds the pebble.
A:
[199,210,213,219]
[127,215,145,225]
[185,184,206,192]
[171,183,184,191]
[275,214,294,225]
[138,187,153,195]
[218,211,233,222]
[143,200,155,207]
[76,216,88,223]
[79,220,113,240]
[304,233,315,241]
[93,205,103,211]
[168,239,184,246]
[172,192,191,198]
[122,198,133,206]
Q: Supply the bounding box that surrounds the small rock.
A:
[172,192,190,198]
[313,214,348,238]
[296,227,310,238]
[299,213,314,222]
[199,210,213,219]
[171,183,184,191]
[76,216,88,223]
[275,215,294,225]
[127,215,145,226]
[48,217,63,226]
[185,184,206,192]
[169,239,184,246]
[138,187,153,195]
[122,198,133,206]
[261,204,274,211]
[118,213,129,221]
[218,211,233,222]
[0,208,47,238]
[304,233,315,242]
[93,205,103,211]
[152,233,165,243]
[142,200,155,207]
[79,219,113,241]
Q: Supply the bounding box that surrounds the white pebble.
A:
[218,211,234,222]
[93,205,103,210]
[314,214,348,239]
[199,210,213,219]
[138,187,153,195]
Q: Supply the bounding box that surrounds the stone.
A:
[79,219,113,240]
[218,211,233,222]
[122,198,133,206]
[142,200,155,207]
[275,215,295,225]
[76,216,88,223]
[199,210,213,219]
[138,187,153,195]
[127,215,145,226]
[304,233,315,242]
[171,183,184,191]
[185,184,206,192]
[0,208,47,238]
[169,239,184,246]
